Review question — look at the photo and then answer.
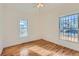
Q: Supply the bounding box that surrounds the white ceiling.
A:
[2,3,79,14]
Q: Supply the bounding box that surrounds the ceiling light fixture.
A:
[34,3,45,8]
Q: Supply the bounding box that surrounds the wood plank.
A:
[1,39,79,56]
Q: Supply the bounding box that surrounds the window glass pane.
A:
[69,15,72,20]
[20,19,28,38]
[71,15,75,20]
[74,14,78,19]
[66,16,69,20]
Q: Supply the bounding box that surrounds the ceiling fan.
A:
[33,3,45,8]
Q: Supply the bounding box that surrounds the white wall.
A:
[0,4,4,54]
[3,5,42,48]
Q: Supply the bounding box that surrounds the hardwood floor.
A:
[1,39,79,56]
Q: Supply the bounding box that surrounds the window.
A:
[59,14,79,42]
[20,19,28,38]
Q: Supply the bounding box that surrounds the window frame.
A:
[19,19,28,38]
